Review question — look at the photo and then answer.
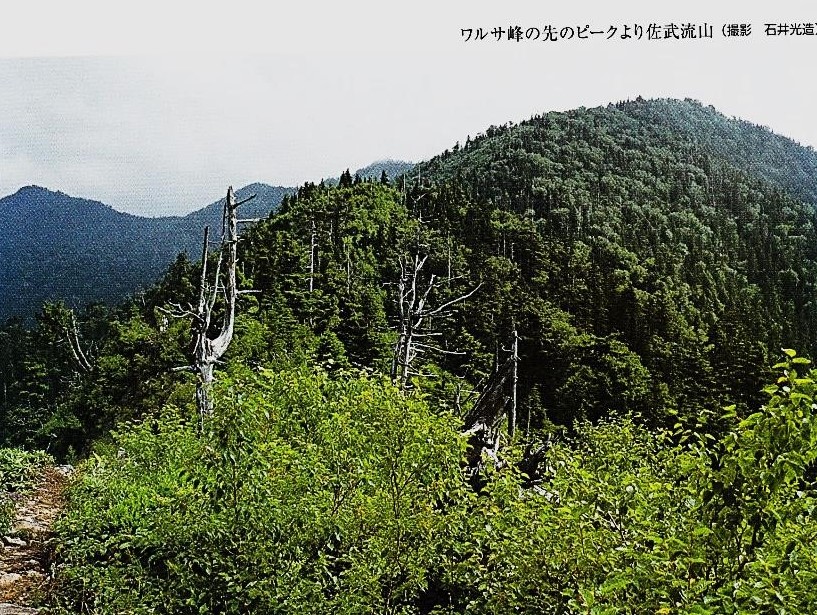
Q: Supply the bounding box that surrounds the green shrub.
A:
[0,447,51,534]
[437,351,817,614]
[50,354,817,613]
[51,367,467,614]
[0,447,50,492]
[0,493,14,535]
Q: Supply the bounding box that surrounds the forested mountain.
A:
[5,98,817,612]
[423,97,817,206]
[0,183,292,320]
[5,96,817,458]
[409,97,817,413]
[235,98,817,431]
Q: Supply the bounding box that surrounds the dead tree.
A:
[391,251,480,390]
[309,217,317,293]
[63,308,94,374]
[460,325,522,478]
[42,303,93,376]
[165,186,256,419]
[509,324,519,438]
[461,355,513,470]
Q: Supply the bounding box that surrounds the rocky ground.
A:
[0,466,71,614]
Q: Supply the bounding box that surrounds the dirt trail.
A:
[0,466,71,614]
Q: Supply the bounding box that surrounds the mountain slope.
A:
[405,97,817,416]
[0,184,291,321]
[622,98,817,205]
[4,97,817,460]
[418,98,817,209]
[5,98,817,437]
[232,98,817,434]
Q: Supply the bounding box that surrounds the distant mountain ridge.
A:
[0,183,292,321]
[0,158,420,321]
[323,160,415,186]
[183,183,293,225]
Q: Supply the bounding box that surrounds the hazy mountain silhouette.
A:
[0,184,291,320]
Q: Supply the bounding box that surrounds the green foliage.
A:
[0,494,11,536]
[0,298,193,457]
[554,334,653,422]
[50,368,466,614]
[0,447,51,492]
[0,447,50,533]
[49,353,817,613]
[442,419,704,613]
[437,352,817,614]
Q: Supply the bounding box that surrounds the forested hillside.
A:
[3,98,817,612]
[0,183,292,321]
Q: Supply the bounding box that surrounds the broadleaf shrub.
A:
[50,368,467,614]
[0,447,51,534]
[49,354,817,613]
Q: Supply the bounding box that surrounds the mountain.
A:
[404,97,817,415]
[230,97,817,432]
[418,97,817,208]
[0,183,291,321]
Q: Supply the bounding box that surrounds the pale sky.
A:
[1,1,816,216]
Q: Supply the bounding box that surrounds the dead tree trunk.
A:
[509,324,518,439]
[65,309,93,374]
[191,186,244,417]
[44,303,93,376]
[462,325,521,477]
[166,186,255,420]
[391,253,425,389]
[309,217,316,293]
[391,252,480,390]
[461,356,513,479]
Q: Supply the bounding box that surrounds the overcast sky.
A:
[1,1,816,216]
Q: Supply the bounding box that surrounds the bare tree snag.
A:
[44,303,93,376]
[193,186,247,417]
[164,186,254,420]
[461,325,521,476]
[309,217,316,293]
[461,355,513,469]
[390,252,480,390]
[64,308,93,374]
[509,324,518,439]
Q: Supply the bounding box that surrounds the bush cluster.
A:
[48,354,817,613]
